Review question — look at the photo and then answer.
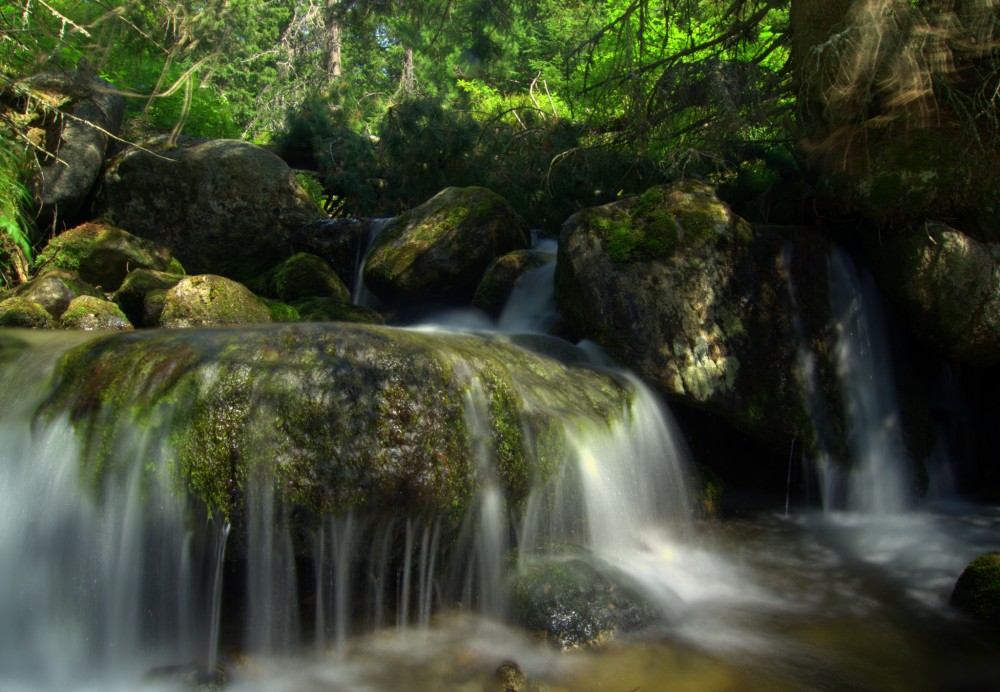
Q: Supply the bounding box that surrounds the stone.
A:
[159,275,272,328]
[60,295,133,331]
[0,297,55,328]
[951,552,1000,626]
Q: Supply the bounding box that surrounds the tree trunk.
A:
[325,0,343,85]
[399,46,415,95]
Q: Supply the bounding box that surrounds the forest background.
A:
[1,0,996,290]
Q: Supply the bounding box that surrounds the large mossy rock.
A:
[39,324,633,533]
[35,222,181,292]
[951,552,1000,626]
[555,180,839,457]
[873,222,1000,367]
[509,556,665,649]
[29,72,124,226]
[159,275,272,328]
[363,187,529,306]
[2,268,102,319]
[96,138,322,280]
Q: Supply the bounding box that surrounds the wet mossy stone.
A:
[113,269,185,327]
[509,556,665,649]
[60,295,133,331]
[473,249,554,318]
[3,268,102,319]
[248,252,351,303]
[0,297,56,328]
[35,222,180,292]
[556,180,836,460]
[951,552,1000,625]
[363,186,530,307]
[290,297,385,324]
[40,323,632,526]
[159,275,272,328]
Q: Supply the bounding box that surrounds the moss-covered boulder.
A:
[39,323,633,531]
[113,269,186,327]
[555,180,841,458]
[473,249,555,318]
[2,268,102,319]
[0,297,56,328]
[951,552,1000,626]
[363,187,529,306]
[290,297,385,324]
[873,222,1000,367]
[59,295,133,331]
[249,252,351,304]
[96,138,323,280]
[159,275,272,328]
[509,556,664,649]
[35,222,181,292]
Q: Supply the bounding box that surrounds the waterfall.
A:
[820,248,913,514]
[352,218,392,308]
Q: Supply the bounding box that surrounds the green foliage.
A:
[0,128,35,289]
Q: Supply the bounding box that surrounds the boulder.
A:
[555,180,841,458]
[40,323,633,528]
[2,268,102,319]
[159,275,272,328]
[96,138,323,280]
[248,252,351,304]
[509,555,665,649]
[363,187,529,306]
[60,295,133,331]
[873,222,1000,367]
[0,297,55,328]
[292,217,374,288]
[35,222,181,292]
[951,552,1000,626]
[473,249,555,318]
[29,71,124,226]
[113,269,185,327]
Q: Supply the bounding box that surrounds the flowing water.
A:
[0,241,998,691]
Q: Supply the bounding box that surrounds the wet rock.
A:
[96,138,323,280]
[555,180,840,458]
[159,275,272,328]
[60,295,133,331]
[290,296,385,324]
[0,296,56,328]
[873,222,1000,367]
[509,556,664,649]
[2,268,102,319]
[248,252,351,304]
[363,187,529,307]
[35,221,180,292]
[951,552,1000,625]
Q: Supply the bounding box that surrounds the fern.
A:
[0,127,36,289]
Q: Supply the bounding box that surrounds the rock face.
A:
[96,138,323,280]
[29,72,124,226]
[874,222,1000,367]
[40,324,633,529]
[35,222,181,292]
[555,180,839,456]
[159,274,272,328]
[951,552,1000,625]
[363,187,529,306]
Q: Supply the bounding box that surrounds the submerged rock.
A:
[509,555,664,649]
[363,187,529,306]
[555,180,839,458]
[951,552,1000,626]
[159,275,272,328]
[96,138,323,280]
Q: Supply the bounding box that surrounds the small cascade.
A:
[821,248,913,514]
[496,239,559,334]
[352,217,392,308]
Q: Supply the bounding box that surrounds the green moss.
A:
[264,299,301,322]
[0,297,56,328]
[951,552,1000,624]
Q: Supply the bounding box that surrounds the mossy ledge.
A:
[38,323,634,533]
